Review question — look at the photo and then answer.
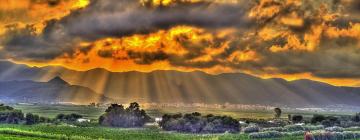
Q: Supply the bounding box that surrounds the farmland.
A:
[0,104,357,140]
[11,104,354,119]
[0,124,302,140]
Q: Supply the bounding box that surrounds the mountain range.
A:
[0,75,109,104]
[1,61,360,107]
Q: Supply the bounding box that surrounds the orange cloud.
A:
[1,0,360,87]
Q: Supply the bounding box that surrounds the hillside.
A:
[0,75,109,104]
[1,61,360,107]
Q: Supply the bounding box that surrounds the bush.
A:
[39,117,52,123]
[322,116,340,127]
[310,131,360,140]
[262,127,285,132]
[284,125,304,132]
[262,125,324,134]
[248,131,282,139]
[160,113,240,133]
[73,121,98,127]
[283,131,305,136]
[339,121,360,128]
[325,126,344,132]
[99,102,151,128]
[243,125,260,133]
[56,113,82,122]
[303,125,324,131]
[238,118,287,127]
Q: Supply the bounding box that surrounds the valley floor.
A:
[0,124,303,140]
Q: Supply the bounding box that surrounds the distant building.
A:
[155,117,162,123]
[77,118,90,123]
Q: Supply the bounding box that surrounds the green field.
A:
[12,104,354,120]
[12,104,279,119]
[12,104,105,119]
[6,104,357,140]
[0,124,303,140]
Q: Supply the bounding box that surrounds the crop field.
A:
[2,104,359,140]
[12,104,280,119]
[12,104,354,119]
[12,104,105,119]
[0,124,304,140]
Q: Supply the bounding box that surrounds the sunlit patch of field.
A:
[147,107,277,119]
[12,104,105,119]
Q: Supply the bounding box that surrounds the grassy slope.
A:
[0,124,303,140]
[0,134,49,140]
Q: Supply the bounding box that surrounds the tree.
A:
[39,116,51,123]
[99,102,151,127]
[5,111,24,124]
[56,114,65,120]
[274,108,282,119]
[291,115,303,123]
[0,104,24,124]
[353,113,360,122]
[311,115,325,124]
[105,104,124,113]
[26,113,40,125]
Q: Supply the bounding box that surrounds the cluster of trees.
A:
[0,104,23,124]
[25,113,52,125]
[353,113,360,122]
[99,102,151,127]
[159,112,240,133]
[55,113,83,122]
[0,103,84,125]
[25,113,81,125]
[311,115,340,127]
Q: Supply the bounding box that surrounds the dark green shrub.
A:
[243,126,260,133]
[160,113,240,133]
[56,113,82,122]
[249,131,282,139]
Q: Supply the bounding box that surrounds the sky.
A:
[0,0,359,86]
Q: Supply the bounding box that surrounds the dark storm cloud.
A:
[1,0,360,79]
[128,51,169,65]
[0,24,80,61]
[1,0,253,61]
[55,0,252,40]
[231,34,360,78]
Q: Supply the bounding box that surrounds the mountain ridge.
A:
[1,61,360,107]
[0,76,111,104]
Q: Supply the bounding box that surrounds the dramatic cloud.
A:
[0,0,360,81]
